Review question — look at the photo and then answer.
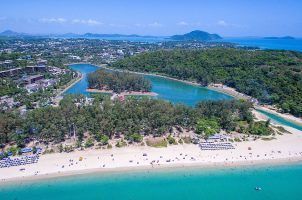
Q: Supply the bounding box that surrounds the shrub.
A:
[167,135,177,145]
[128,133,143,143]
[182,136,191,144]
[85,138,94,148]
[64,145,74,152]
[100,135,109,145]
[249,121,273,136]
[58,144,63,153]
[196,118,220,139]
[116,139,127,148]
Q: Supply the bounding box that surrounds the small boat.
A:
[255,187,262,191]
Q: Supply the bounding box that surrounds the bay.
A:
[218,37,302,52]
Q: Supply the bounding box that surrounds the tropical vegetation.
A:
[88,69,151,93]
[111,48,302,117]
[0,95,273,148]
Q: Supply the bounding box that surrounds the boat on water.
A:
[255,187,262,191]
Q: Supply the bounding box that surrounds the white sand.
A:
[2,64,301,182]
[1,126,302,182]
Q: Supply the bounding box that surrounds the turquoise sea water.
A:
[219,38,302,52]
[61,35,302,52]
[1,164,302,200]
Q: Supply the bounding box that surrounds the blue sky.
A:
[0,0,301,37]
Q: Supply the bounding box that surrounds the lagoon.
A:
[256,109,302,131]
[64,64,302,130]
[64,64,233,106]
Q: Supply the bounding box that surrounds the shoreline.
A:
[1,124,302,183]
[87,88,158,96]
[255,105,302,126]
[207,85,250,100]
[90,63,203,87]
[1,156,302,185]
[56,71,83,98]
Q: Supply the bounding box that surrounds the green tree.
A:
[196,118,220,139]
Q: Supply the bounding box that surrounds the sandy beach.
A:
[4,63,298,183]
[1,124,302,182]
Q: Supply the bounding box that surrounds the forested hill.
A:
[111,48,302,117]
[170,30,222,41]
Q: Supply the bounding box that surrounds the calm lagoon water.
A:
[65,64,302,130]
[65,64,232,106]
[64,64,99,96]
[2,164,302,200]
[256,109,302,131]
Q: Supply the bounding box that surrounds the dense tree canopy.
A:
[0,78,24,97]
[196,118,220,138]
[111,48,302,117]
[88,69,151,93]
[0,95,269,147]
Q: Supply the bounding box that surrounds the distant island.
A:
[0,30,223,41]
[263,36,295,40]
[0,30,159,39]
[170,30,222,41]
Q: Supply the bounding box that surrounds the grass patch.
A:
[274,126,291,134]
[167,135,177,145]
[261,137,276,141]
[116,139,127,148]
[181,136,191,144]
[178,139,184,144]
[146,137,167,148]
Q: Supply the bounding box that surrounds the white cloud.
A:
[134,23,144,27]
[109,23,127,28]
[217,20,228,27]
[177,21,189,26]
[148,22,163,27]
[39,18,102,26]
[217,20,246,28]
[40,18,67,23]
[177,21,202,27]
[72,19,102,26]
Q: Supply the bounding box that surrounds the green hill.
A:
[171,30,222,41]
